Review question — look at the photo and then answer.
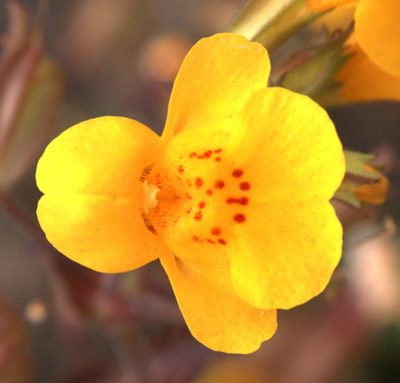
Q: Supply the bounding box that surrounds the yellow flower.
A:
[336,44,400,103]
[308,0,400,102]
[36,34,345,353]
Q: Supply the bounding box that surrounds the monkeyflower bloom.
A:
[308,0,400,102]
[36,34,345,353]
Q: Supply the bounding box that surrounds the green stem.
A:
[227,0,321,51]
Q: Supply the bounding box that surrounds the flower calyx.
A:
[334,150,388,209]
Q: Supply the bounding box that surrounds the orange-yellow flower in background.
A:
[36,33,345,353]
[356,166,389,204]
[308,0,400,102]
[336,44,400,103]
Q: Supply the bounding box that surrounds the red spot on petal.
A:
[199,201,206,209]
[186,209,192,214]
[226,197,249,206]
[215,157,221,162]
[218,239,227,245]
[239,182,250,191]
[206,238,216,244]
[198,150,212,159]
[214,180,225,189]
[214,149,222,153]
[206,189,213,195]
[178,165,184,173]
[186,193,193,200]
[233,214,246,223]
[195,178,203,188]
[211,227,222,236]
[194,211,202,220]
[193,236,199,242]
[232,169,243,178]
[190,152,197,158]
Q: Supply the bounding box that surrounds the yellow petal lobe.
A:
[38,193,164,272]
[149,87,344,308]
[160,253,277,354]
[228,88,344,309]
[162,33,270,138]
[230,202,342,310]
[355,0,400,79]
[37,117,166,272]
[336,45,400,103]
[37,117,160,197]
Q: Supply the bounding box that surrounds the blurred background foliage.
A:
[0,0,399,382]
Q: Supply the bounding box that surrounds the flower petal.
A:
[37,116,165,272]
[235,88,345,202]
[230,201,343,310]
[37,116,161,197]
[336,45,400,103]
[355,0,400,79]
[160,252,277,353]
[38,193,165,272]
[150,87,344,308]
[162,33,270,138]
[229,88,344,309]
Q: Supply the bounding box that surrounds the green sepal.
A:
[333,178,362,209]
[277,24,353,97]
[343,150,380,183]
[333,150,382,210]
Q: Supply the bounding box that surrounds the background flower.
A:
[308,0,400,103]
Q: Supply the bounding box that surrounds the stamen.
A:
[139,163,154,182]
